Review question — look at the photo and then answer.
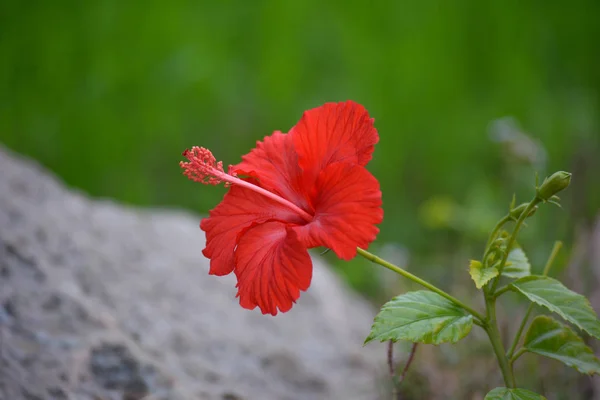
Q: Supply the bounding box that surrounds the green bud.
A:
[510,202,538,220]
[537,171,571,201]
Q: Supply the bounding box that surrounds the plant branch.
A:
[493,284,513,299]
[506,306,533,360]
[387,342,419,400]
[542,241,563,276]
[388,341,397,400]
[510,348,527,365]
[484,294,516,388]
[388,340,395,376]
[357,247,485,322]
[399,343,418,384]
[489,198,541,293]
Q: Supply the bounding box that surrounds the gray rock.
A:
[0,145,385,400]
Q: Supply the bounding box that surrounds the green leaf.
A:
[469,259,498,289]
[484,387,546,399]
[364,291,473,345]
[511,276,600,339]
[503,247,531,279]
[523,316,600,375]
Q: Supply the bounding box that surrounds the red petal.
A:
[294,162,383,260]
[232,131,312,213]
[234,221,312,316]
[291,101,379,185]
[201,184,304,276]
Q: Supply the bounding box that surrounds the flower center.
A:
[180,147,313,222]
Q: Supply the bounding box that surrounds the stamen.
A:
[180,146,233,186]
[181,146,313,222]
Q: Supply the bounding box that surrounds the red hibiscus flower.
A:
[180,101,383,315]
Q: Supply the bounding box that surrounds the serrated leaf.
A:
[523,316,600,375]
[503,247,531,279]
[485,387,546,400]
[364,291,473,345]
[511,276,600,339]
[469,259,498,289]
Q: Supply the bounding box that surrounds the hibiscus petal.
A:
[291,101,379,185]
[233,131,312,212]
[201,183,304,276]
[234,221,312,316]
[294,162,383,260]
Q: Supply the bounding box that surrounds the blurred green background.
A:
[2,1,600,398]
[2,1,599,289]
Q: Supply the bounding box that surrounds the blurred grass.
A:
[1,1,599,297]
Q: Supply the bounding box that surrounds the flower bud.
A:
[510,202,538,220]
[537,171,572,201]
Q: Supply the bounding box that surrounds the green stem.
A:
[484,295,516,388]
[489,198,541,293]
[510,348,527,365]
[477,213,516,388]
[506,241,563,359]
[356,247,485,322]
[506,306,533,359]
[542,241,563,276]
[493,284,513,299]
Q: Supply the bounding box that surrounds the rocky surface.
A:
[0,145,385,400]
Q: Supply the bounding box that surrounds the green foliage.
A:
[365,291,473,345]
[503,247,531,279]
[469,259,498,289]
[509,203,537,221]
[484,388,546,400]
[3,0,599,395]
[365,170,599,396]
[511,276,600,339]
[522,316,600,375]
[2,2,600,295]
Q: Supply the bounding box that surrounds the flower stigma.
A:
[180,146,313,222]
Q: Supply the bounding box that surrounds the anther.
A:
[180,147,232,186]
[180,146,312,222]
